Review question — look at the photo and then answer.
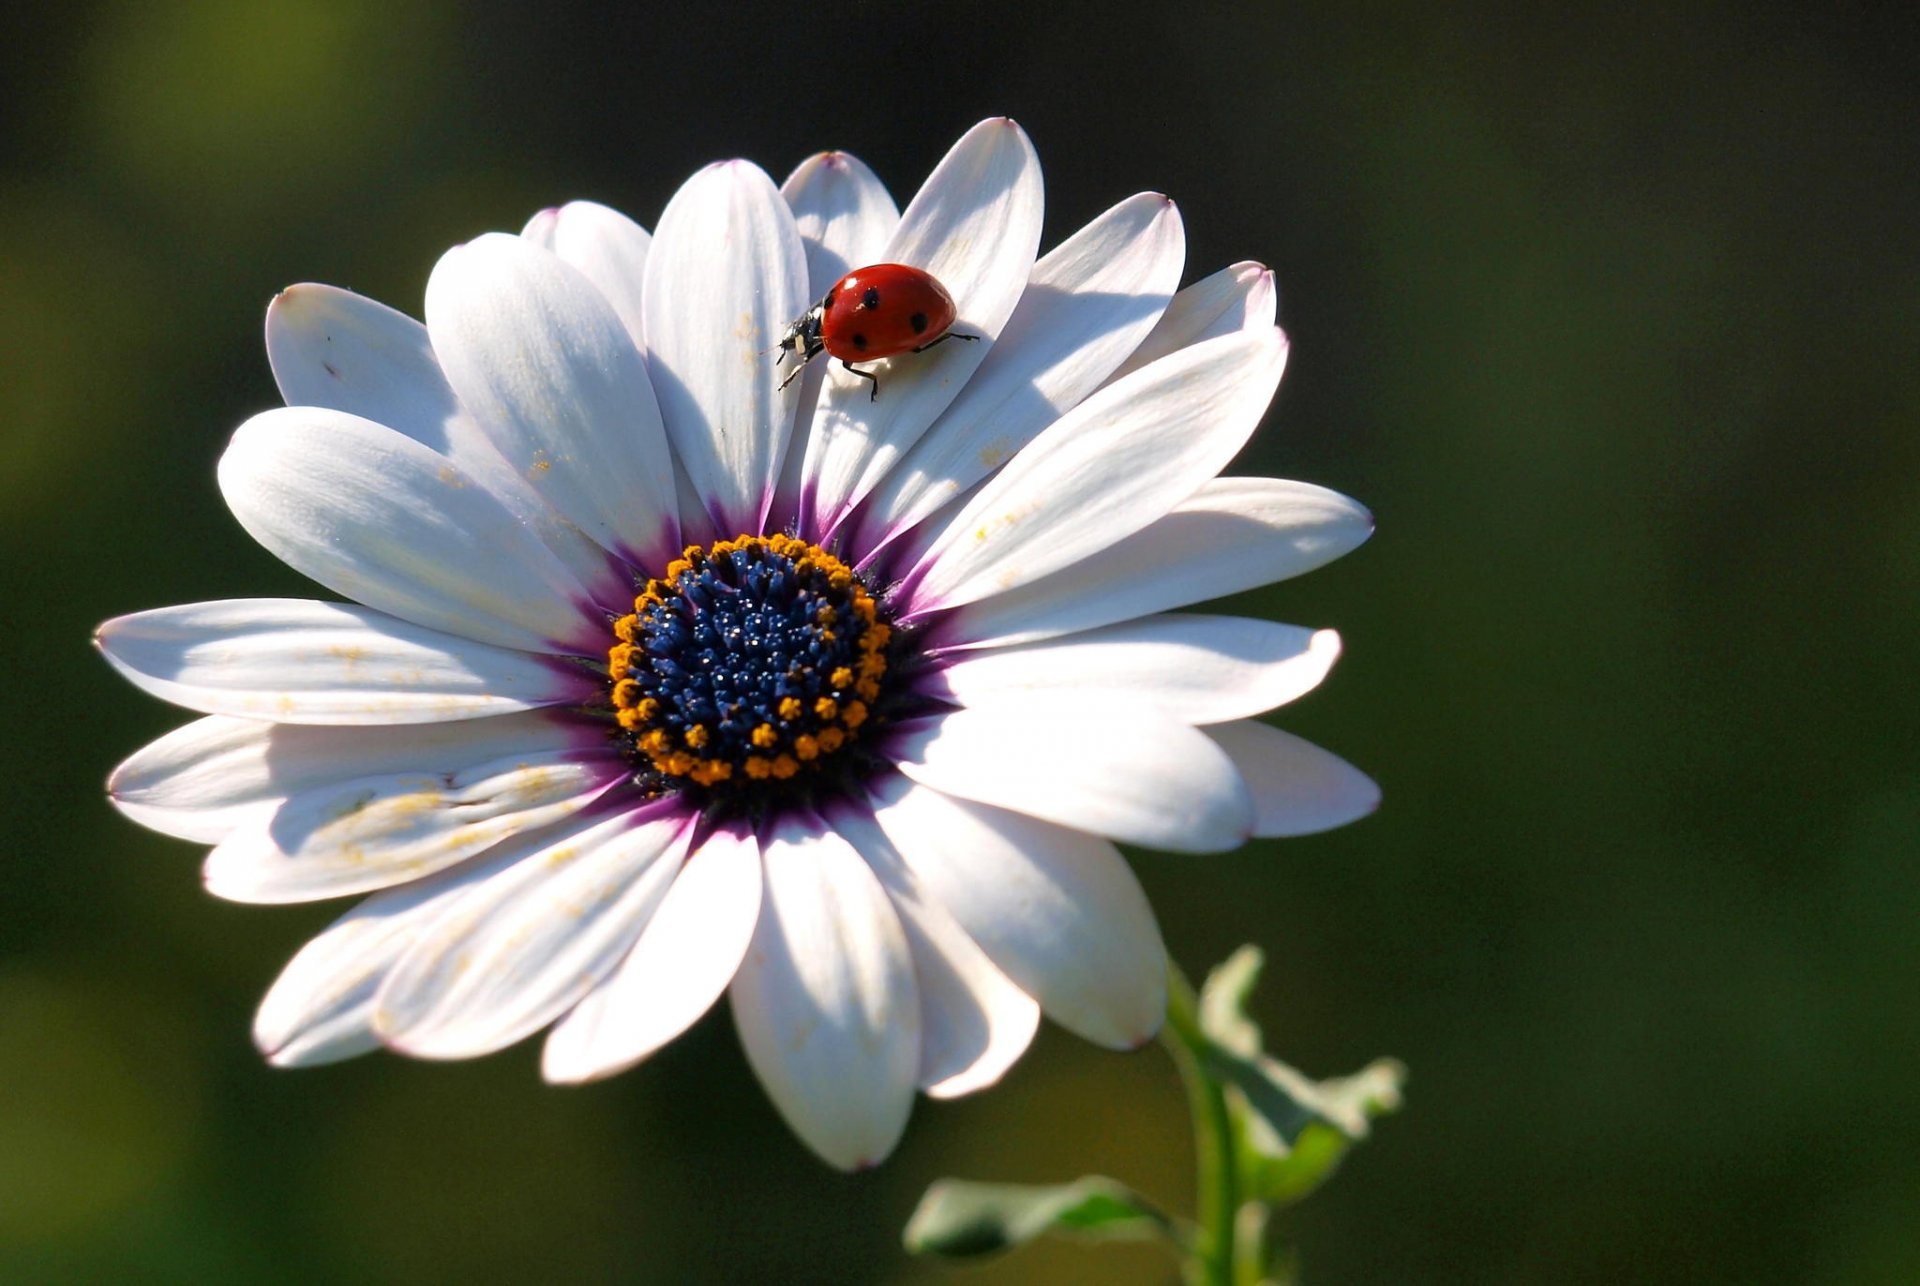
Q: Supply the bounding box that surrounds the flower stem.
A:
[1162,967,1240,1286]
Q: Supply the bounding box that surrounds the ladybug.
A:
[776,263,977,401]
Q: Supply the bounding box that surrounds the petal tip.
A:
[268,282,333,316]
[253,1023,290,1062]
[539,1044,627,1086]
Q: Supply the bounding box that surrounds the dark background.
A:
[4,3,1917,1282]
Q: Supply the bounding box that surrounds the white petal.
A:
[830,803,1038,1098]
[890,701,1254,853]
[782,151,900,292]
[856,192,1186,545]
[373,805,692,1058]
[252,838,534,1066]
[1204,721,1381,837]
[427,233,679,565]
[907,327,1290,613]
[267,283,482,457]
[671,453,716,550]
[642,160,809,532]
[933,617,1342,725]
[96,598,582,724]
[219,408,599,653]
[801,118,1045,533]
[939,477,1374,649]
[109,716,283,842]
[264,283,631,602]
[773,152,901,530]
[1105,260,1277,385]
[107,710,592,844]
[869,777,1165,1049]
[204,751,622,904]
[542,826,763,1083]
[520,200,652,349]
[729,818,918,1170]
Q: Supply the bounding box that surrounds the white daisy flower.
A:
[97,118,1378,1170]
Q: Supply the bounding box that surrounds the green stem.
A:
[1161,967,1240,1286]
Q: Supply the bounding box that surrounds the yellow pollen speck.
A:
[814,697,839,721]
[613,615,638,643]
[771,754,799,779]
[855,677,881,702]
[818,727,846,752]
[793,735,820,761]
[816,604,838,625]
[688,758,732,785]
[843,701,868,729]
[777,696,803,721]
[617,707,647,731]
[612,678,641,707]
[751,723,779,748]
[683,724,710,749]
[829,666,854,689]
[745,756,773,779]
[639,728,671,753]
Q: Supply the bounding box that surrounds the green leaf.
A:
[1198,944,1267,1057]
[1211,1049,1403,1144]
[902,1176,1181,1260]
[1243,1121,1352,1207]
[1219,1055,1407,1206]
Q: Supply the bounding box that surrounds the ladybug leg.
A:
[840,359,881,402]
[778,361,809,392]
[911,330,980,354]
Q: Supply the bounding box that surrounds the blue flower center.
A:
[608,535,894,807]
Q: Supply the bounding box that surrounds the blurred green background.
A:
[5,3,1916,1282]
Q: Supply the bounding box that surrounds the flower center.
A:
[608,535,895,809]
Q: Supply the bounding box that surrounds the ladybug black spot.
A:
[861,286,881,310]
[851,333,868,351]
[909,312,929,334]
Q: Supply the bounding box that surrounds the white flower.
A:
[96,118,1378,1170]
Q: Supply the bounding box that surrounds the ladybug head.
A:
[775,302,826,367]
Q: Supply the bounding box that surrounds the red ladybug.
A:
[776,263,977,401]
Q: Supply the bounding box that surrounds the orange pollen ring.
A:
[606,534,889,789]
